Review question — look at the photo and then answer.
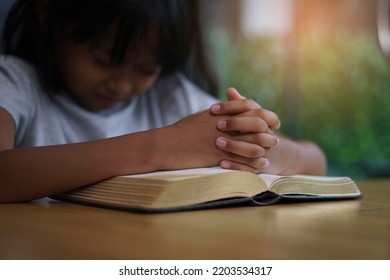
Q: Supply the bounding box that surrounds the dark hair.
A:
[3,0,218,95]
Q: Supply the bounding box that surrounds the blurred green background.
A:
[216,35,390,179]
[201,0,390,179]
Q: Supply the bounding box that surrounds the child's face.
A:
[54,26,162,112]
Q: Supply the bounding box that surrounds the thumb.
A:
[226,87,245,101]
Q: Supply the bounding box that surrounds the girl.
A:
[0,0,326,202]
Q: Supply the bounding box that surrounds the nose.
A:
[106,71,133,97]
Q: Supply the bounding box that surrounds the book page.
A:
[259,174,349,185]
[122,168,350,186]
[122,167,238,181]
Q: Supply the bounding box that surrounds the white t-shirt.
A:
[0,55,219,147]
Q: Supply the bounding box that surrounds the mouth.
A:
[95,94,119,108]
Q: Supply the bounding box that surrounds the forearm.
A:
[0,129,164,202]
[264,136,327,176]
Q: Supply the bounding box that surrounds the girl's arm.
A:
[0,107,164,202]
[0,104,277,202]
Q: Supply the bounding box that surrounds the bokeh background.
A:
[199,0,390,179]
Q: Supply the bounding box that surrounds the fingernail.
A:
[263,159,270,168]
[275,137,280,146]
[217,120,227,129]
[216,137,227,148]
[210,104,221,113]
[220,160,231,169]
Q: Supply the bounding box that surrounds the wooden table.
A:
[0,179,389,259]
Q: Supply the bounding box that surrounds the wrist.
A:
[294,140,327,175]
[111,128,169,175]
[264,137,326,176]
[145,127,173,171]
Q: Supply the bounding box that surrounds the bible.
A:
[51,168,362,212]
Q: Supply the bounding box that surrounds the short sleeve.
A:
[0,55,38,132]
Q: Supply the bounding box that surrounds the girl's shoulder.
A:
[0,55,42,93]
[0,55,37,79]
[0,55,49,116]
[0,55,47,100]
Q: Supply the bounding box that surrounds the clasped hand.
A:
[210,88,280,173]
[166,88,280,174]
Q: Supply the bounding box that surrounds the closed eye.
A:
[93,54,114,68]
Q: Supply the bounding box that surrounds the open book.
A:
[51,168,362,212]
